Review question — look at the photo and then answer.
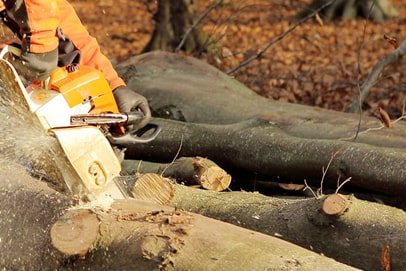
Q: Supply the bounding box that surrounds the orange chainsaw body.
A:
[48,64,120,114]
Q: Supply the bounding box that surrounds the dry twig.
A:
[303,148,343,199]
[350,38,406,113]
[175,0,224,53]
[226,0,336,74]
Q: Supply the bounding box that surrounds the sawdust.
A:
[0,79,69,192]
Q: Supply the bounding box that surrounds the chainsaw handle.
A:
[107,123,161,145]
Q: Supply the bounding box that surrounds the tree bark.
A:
[0,163,359,270]
[118,117,406,197]
[143,0,218,55]
[114,51,406,197]
[169,184,406,271]
[2,45,406,270]
[117,51,406,149]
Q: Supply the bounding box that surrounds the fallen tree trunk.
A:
[169,184,406,271]
[1,49,404,270]
[0,163,359,270]
[117,51,406,149]
[120,117,406,197]
[113,51,406,197]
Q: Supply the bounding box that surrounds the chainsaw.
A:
[0,45,160,202]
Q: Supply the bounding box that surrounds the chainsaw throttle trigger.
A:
[107,123,161,145]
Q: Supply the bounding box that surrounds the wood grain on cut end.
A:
[193,157,231,191]
[131,173,174,205]
[50,209,100,256]
[322,194,348,216]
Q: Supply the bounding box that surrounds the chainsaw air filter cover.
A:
[49,63,119,114]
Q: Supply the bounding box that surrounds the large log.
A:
[114,51,406,197]
[117,51,406,149]
[0,162,72,269]
[119,117,406,197]
[169,184,406,271]
[0,49,402,270]
[0,162,359,270]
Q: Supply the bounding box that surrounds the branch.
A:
[349,38,406,113]
[175,0,224,53]
[226,0,336,74]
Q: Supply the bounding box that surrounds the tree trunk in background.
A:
[143,0,215,54]
[296,0,398,22]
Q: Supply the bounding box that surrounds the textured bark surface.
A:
[142,0,216,54]
[0,163,360,270]
[117,51,406,149]
[2,48,406,270]
[118,117,406,197]
[169,184,406,271]
[115,51,406,197]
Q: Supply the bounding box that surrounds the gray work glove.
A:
[9,48,58,81]
[113,86,151,130]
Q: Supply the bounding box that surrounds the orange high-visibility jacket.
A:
[0,0,125,90]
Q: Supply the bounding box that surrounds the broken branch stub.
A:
[322,193,349,216]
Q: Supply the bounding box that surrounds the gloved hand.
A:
[113,86,151,130]
[9,47,58,81]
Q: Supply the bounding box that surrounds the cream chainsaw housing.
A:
[0,46,126,201]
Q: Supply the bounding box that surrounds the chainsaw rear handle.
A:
[107,123,161,145]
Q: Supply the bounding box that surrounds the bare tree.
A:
[143,0,220,55]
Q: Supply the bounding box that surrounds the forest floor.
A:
[3,0,406,119]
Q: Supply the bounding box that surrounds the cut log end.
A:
[198,164,231,191]
[50,209,100,257]
[131,173,174,205]
[322,193,348,216]
[193,157,231,191]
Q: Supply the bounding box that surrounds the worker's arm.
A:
[0,0,59,80]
